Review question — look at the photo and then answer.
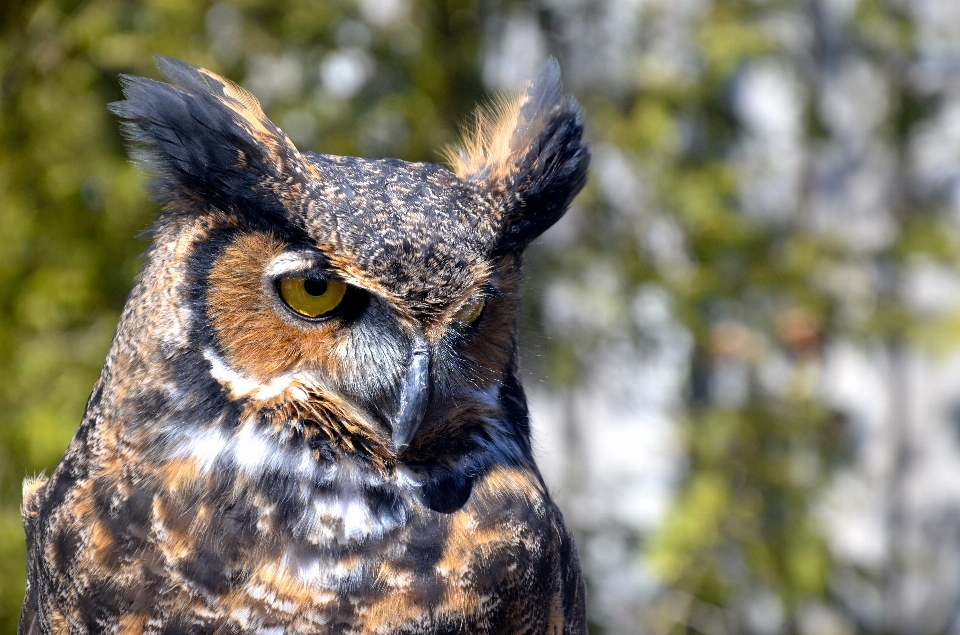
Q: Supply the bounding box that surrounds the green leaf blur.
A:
[1,0,956,633]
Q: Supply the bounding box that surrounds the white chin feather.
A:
[203,347,312,401]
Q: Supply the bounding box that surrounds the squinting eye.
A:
[453,296,484,325]
[278,276,347,319]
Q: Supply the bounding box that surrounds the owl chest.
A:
[52,451,558,634]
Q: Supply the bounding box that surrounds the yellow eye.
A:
[453,296,484,324]
[278,276,347,319]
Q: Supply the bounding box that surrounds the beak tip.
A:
[391,423,416,456]
[390,415,423,457]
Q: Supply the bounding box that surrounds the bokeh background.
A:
[3,0,960,633]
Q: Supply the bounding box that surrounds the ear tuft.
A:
[109,55,313,224]
[446,59,563,184]
[447,58,590,253]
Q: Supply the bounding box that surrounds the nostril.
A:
[410,342,429,357]
[410,349,428,363]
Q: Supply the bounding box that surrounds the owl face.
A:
[198,160,520,458]
[109,56,588,465]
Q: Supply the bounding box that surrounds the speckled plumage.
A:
[20,55,589,635]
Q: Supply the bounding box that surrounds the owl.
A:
[20,54,589,635]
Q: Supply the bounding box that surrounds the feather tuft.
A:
[446,57,589,253]
[108,55,311,225]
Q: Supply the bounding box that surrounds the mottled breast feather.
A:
[21,55,589,635]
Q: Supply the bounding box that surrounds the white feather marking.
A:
[264,251,317,278]
[203,347,316,401]
[286,460,410,546]
[253,376,298,400]
[293,556,324,584]
[298,446,316,475]
[395,465,422,489]
[289,385,309,401]
[179,427,228,471]
[245,582,298,613]
[204,348,264,398]
[170,415,325,485]
[230,608,251,629]
[286,548,359,589]
[233,421,272,473]
[341,498,370,540]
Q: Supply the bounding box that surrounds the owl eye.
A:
[278,276,348,319]
[453,296,485,325]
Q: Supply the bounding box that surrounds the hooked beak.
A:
[390,346,430,455]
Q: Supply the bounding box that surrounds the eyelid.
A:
[264,251,329,279]
[269,266,347,288]
[275,269,342,283]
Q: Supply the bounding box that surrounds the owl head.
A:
[106,56,588,467]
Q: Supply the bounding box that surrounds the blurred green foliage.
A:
[525,0,960,632]
[528,3,850,625]
[1,0,958,633]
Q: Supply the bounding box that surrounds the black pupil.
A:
[303,278,328,296]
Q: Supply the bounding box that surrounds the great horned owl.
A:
[20,55,589,635]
